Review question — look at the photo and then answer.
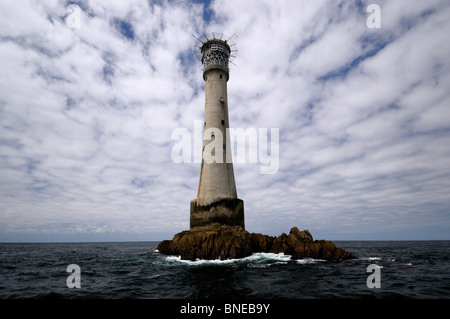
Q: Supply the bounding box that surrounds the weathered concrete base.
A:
[190,198,245,230]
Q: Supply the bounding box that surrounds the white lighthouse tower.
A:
[190,33,244,230]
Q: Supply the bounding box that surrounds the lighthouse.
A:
[190,33,245,230]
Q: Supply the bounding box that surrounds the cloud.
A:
[0,0,449,241]
[0,0,205,240]
[208,0,450,238]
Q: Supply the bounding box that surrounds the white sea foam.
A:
[246,252,292,262]
[165,255,240,265]
[162,252,330,267]
[362,257,382,261]
[296,258,325,264]
[164,252,293,266]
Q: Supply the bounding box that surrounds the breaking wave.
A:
[162,252,324,267]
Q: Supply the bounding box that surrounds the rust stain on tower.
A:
[190,33,245,230]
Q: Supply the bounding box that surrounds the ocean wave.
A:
[164,252,291,265]
[246,252,292,262]
[162,252,326,266]
[296,258,325,264]
[359,257,382,261]
[164,255,239,265]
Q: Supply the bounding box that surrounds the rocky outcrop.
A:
[157,224,356,261]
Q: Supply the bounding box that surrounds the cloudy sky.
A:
[1,0,449,242]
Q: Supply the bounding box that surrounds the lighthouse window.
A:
[223,144,226,150]
[221,120,225,125]
[220,74,223,79]
[211,131,215,138]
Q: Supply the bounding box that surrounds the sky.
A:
[1,0,450,242]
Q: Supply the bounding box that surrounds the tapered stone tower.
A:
[190,33,244,230]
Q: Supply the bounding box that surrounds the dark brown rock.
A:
[157,225,357,261]
[157,224,253,261]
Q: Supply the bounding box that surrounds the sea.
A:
[0,241,449,302]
